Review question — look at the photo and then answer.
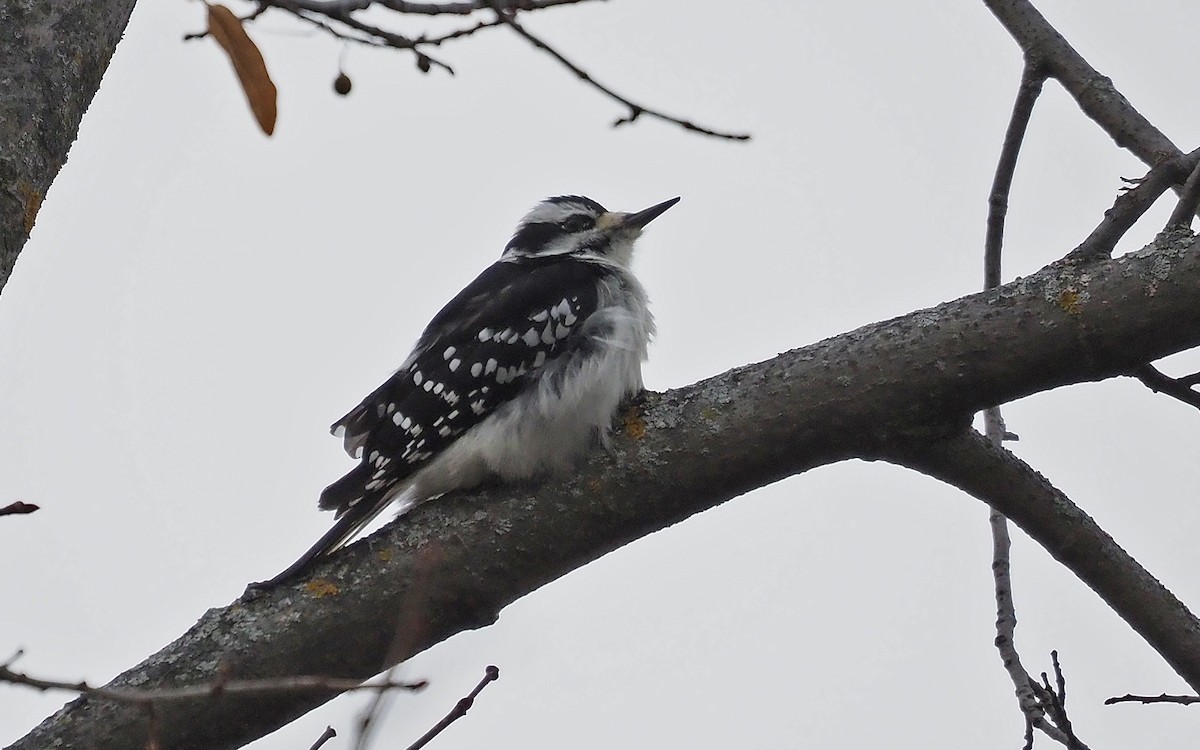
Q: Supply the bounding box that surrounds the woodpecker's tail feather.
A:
[318,462,373,514]
[252,470,399,588]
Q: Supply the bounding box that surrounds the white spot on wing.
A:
[523,328,541,346]
[413,371,423,386]
[470,362,483,377]
[449,358,461,372]
[443,346,456,360]
[534,350,547,368]
[485,358,497,375]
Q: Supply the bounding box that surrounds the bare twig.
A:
[1027,652,1089,750]
[1067,147,1200,262]
[183,2,271,41]
[187,0,745,138]
[1131,364,1200,410]
[416,17,503,46]
[274,7,393,48]
[0,663,426,704]
[405,666,500,750]
[1164,156,1200,229]
[491,6,750,141]
[985,61,1046,287]
[353,667,398,750]
[313,7,455,72]
[309,726,338,750]
[283,0,596,15]
[980,59,1077,746]
[1105,692,1200,706]
[0,500,39,516]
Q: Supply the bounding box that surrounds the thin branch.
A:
[987,412,1073,744]
[0,500,39,516]
[189,0,746,138]
[983,0,1179,166]
[406,666,500,750]
[981,59,1075,746]
[1130,363,1200,410]
[416,17,503,46]
[282,0,596,15]
[1067,147,1200,262]
[1028,652,1089,750]
[1164,156,1200,229]
[183,2,270,41]
[309,726,338,750]
[986,60,1046,288]
[492,7,750,141]
[0,663,426,704]
[352,667,398,750]
[1105,693,1200,706]
[299,6,456,72]
[270,8,391,48]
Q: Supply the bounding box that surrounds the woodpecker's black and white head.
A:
[501,195,681,268]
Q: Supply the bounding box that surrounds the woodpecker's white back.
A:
[263,195,678,585]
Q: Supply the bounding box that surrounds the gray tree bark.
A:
[0,0,137,294]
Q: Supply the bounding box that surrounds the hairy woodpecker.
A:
[266,195,679,584]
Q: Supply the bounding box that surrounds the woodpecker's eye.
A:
[560,214,595,233]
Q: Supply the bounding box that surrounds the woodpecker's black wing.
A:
[257,257,611,587]
[324,256,610,508]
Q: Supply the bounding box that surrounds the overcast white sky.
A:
[4,1,1200,747]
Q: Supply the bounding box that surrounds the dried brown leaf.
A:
[207,4,277,135]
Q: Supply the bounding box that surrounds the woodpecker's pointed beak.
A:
[625,196,681,229]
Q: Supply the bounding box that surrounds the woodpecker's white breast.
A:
[407,268,652,501]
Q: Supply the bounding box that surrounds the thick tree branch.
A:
[883,429,1200,708]
[14,231,1200,749]
[0,1,138,296]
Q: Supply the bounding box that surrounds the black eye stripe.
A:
[561,214,595,233]
[505,222,561,253]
